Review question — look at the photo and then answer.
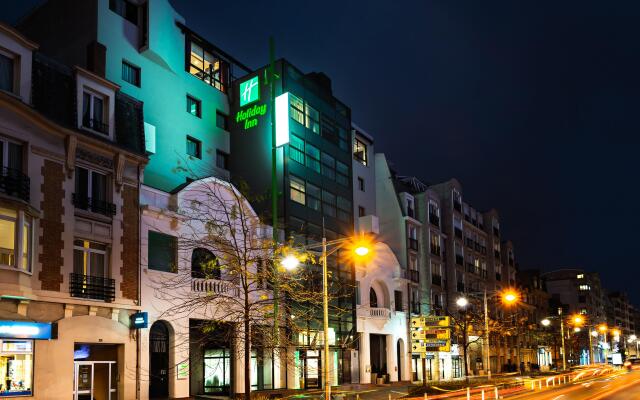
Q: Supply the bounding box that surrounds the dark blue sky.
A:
[5,1,640,301]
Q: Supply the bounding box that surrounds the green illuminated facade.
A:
[229,60,357,387]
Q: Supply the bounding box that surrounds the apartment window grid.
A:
[289,134,305,165]
[305,143,321,173]
[74,167,114,216]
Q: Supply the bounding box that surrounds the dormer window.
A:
[82,90,108,135]
[0,51,15,93]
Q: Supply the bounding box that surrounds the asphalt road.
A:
[509,369,640,400]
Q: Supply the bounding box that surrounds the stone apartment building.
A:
[0,23,146,399]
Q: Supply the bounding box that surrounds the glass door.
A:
[74,362,93,400]
[73,361,117,400]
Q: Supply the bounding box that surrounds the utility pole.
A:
[322,236,331,400]
[483,290,491,380]
[559,307,566,370]
[269,37,280,341]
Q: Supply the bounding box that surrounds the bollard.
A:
[424,393,428,400]
[389,394,391,400]
[531,381,534,390]
[481,389,485,400]
[467,387,471,400]
[495,386,499,399]
[538,380,542,390]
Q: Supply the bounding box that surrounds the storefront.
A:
[0,321,54,397]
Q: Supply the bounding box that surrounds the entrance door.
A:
[149,322,170,398]
[304,350,321,389]
[73,361,116,400]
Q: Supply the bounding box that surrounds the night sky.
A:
[4,1,640,302]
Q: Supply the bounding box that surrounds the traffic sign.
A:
[411,330,426,340]
[411,317,425,328]
[424,316,450,327]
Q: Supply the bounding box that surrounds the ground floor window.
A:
[0,339,33,396]
[204,348,231,393]
[452,356,462,378]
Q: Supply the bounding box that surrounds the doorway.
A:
[396,340,402,381]
[149,321,170,398]
[73,361,117,400]
[304,350,321,389]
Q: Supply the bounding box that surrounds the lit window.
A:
[289,93,305,125]
[0,52,15,93]
[188,41,228,92]
[579,285,591,291]
[353,138,367,165]
[121,61,140,87]
[186,95,201,118]
[82,90,107,134]
[186,136,202,159]
[289,176,306,205]
[0,339,33,396]
[577,274,584,279]
[305,104,320,134]
[0,208,16,268]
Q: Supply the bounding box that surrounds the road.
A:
[509,369,640,400]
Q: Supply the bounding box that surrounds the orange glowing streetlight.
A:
[500,289,520,306]
[571,315,585,326]
[598,324,608,333]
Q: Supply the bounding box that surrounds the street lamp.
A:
[456,297,469,308]
[282,233,373,400]
[541,318,551,327]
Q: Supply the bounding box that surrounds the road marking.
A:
[551,395,565,400]
[600,384,610,389]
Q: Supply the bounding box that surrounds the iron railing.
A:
[409,269,420,283]
[73,193,116,216]
[0,167,30,201]
[69,273,115,302]
[82,117,109,135]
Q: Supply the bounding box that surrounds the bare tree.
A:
[148,178,324,399]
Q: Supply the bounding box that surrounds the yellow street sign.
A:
[411,330,426,340]
[424,316,450,327]
[411,317,425,328]
[411,342,426,353]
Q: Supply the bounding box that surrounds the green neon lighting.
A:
[235,104,267,130]
[239,75,260,107]
[275,92,290,146]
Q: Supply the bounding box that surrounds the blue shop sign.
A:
[0,321,53,339]
[131,312,148,329]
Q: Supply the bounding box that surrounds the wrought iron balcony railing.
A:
[69,273,115,302]
[73,193,116,216]
[82,117,109,135]
[0,167,30,201]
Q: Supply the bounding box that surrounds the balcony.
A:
[192,278,239,295]
[82,117,109,135]
[408,238,419,251]
[369,307,390,319]
[69,273,115,302]
[432,274,442,286]
[429,213,440,227]
[455,255,464,265]
[0,167,30,202]
[409,269,420,283]
[73,193,116,216]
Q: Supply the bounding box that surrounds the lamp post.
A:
[559,308,567,370]
[282,233,372,400]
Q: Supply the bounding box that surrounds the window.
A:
[306,182,321,211]
[321,153,335,180]
[357,177,365,191]
[305,143,320,173]
[216,111,229,130]
[337,196,351,222]
[191,248,220,279]
[429,200,440,225]
[336,161,349,186]
[82,90,107,134]
[289,93,305,125]
[322,190,336,217]
[148,231,177,272]
[109,0,138,24]
[370,288,378,308]
[188,41,228,92]
[579,285,591,291]
[289,135,305,165]
[74,167,112,215]
[0,137,23,172]
[216,150,229,170]
[289,176,305,205]
[0,52,15,93]
[577,274,584,279]
[0,339,33,396]
[353,138,367,165]
[0,208,32,272]
[186,95,201,118]
[121,61,140,87]
[338,128,349,151]
[186,136,202,159]
[358,206,366,217]
[430,233,441,255]
[204,348,231,392]
[305,104,320,134]
[355,281,361,305]
[73,239,107,277]
[453,216,463,238]
[452,189,462,207]
[395,290,404,312]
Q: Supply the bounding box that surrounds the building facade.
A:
[0,23,146,399]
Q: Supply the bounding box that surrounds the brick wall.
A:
[120,185,139,300]
[38,159,64,291]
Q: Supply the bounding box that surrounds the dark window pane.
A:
[91,172,107,202]
[0,53,14,92]
[7,142,22,171]
[148,231,177,272]
[75,167,88,198]
[216,111,228,130]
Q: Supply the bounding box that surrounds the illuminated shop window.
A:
[0,339,33,396]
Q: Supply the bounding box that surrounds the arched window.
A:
[370,287,378,308]
[191,248,220,279]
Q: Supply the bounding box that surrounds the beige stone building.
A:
[0,24,146,399]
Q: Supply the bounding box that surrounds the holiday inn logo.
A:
[239,76,260,107]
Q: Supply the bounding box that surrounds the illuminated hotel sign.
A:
[235,75,267,130]
[239,75,260,107]
[0,321,54,339]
